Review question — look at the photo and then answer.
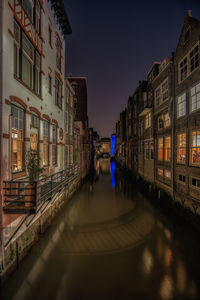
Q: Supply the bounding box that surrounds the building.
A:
[68,77,90,178]
[115,11,200,214]
[65,79,75,168]
[100,138,111,157]
[174,11,200,210]
[0,0,72,222]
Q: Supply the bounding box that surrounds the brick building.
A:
[115,11,200,214]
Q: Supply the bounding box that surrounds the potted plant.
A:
[26,150,44,208]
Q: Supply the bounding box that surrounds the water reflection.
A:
[1,159,200,300]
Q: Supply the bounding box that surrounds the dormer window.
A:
[184,28,190,43]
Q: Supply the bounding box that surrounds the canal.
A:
[1,158,200,300]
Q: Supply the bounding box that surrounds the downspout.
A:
[172,53,175,201]
[0,0,4,272]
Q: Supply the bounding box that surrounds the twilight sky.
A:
[64,0,200,138]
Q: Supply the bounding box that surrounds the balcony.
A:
[3,165,80,214]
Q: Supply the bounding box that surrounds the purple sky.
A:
[64,0,200,138]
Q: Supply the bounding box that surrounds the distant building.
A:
[100,138,111,156]
[68,77,90,178]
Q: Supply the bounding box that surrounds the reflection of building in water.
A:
[100,158,110,173]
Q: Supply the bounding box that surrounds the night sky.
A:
[64,0,200,138]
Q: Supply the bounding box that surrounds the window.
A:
[48,75,52,94]
[164,112,170,127]
[22,32,34,88]
[14,21,41,95]
[11,105,24,172]
[158,168,163,176]
[145,112,151,129]
[69,114,73,135]
[162,79,168,101]
[52,124,57,165]
[21,0,41,33]
[190,45,199,72]
[177,93,186,118]
[177,133,186,163]
[178,174,186,183]
[164,170,171,179]
[66,111,69,134]
[35,0,41,34]
[55,77,62,109]
[30,114,39,151]
[164,136,171,161]
[191,131,200,164]
[184,28,190,43]
[158,137,163,160]
[180,58,187,81]
[56,36,62,71]
[43,121,49,166]
[22,0,33,21]
[70,145,73,164]
[158,116,164,129]
[49,26,52,46]
[145,143,149,160]
[191,82,200,112]
[191,178,200,189]
[14,20,20,77]
[150,142,154,159]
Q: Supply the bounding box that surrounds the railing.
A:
[3,164,80,214]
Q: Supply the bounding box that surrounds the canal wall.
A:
[115,162,200,232]
[0,176,82,285]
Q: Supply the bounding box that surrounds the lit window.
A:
[164,136,171,161]
[164,112,170,127]
[43,121,49,166]
[164,170,171,179]
[180,58,187,81]
[11,105,24,172]
[158,137,163,160]
[158,168,163,176]
[191,82,200,112]
[145,112,151,129]
[191,131,200,164]
[52,124,57,165]
[190,45,199,73]
[177,93,186,118]
[177,133,186,163]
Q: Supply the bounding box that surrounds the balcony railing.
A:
[3,165,80,214]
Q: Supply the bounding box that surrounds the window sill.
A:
[14,75,42,100]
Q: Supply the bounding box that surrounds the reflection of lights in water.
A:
[164,247,172,268]
[176,260,187,294]
[164,228,171,240]
[188,281,198,298]
[160,275,174,300]
[111,161,116,187]
[142,248,153,275]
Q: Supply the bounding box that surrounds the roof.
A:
[50,0,72,35]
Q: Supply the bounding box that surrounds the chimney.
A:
[187,10,192,17]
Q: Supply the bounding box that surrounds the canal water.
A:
[1,158,200,300]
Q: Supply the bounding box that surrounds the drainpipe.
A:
[0,0,3,273]
[172,53,175,201]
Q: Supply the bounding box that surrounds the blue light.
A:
[111,161,116,187]
[111,134,116,156]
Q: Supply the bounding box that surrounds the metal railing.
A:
[3,164,80,213]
